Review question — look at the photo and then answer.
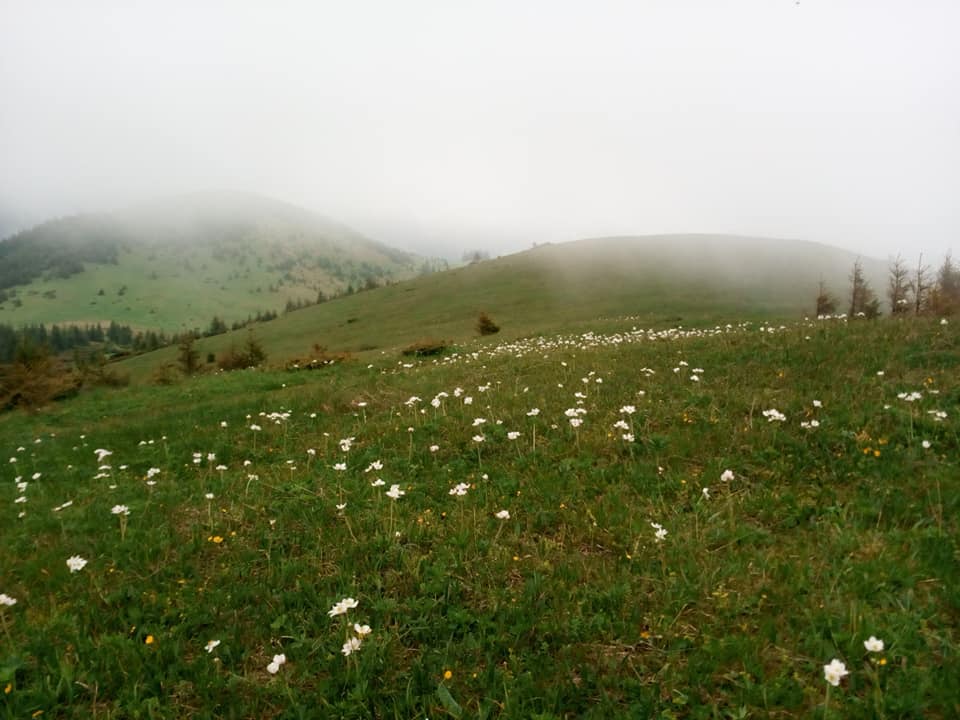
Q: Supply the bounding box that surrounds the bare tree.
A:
[887,255,912,315]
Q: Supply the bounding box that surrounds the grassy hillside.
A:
[0,192,424,332]
[115,234,888,382]
[0,315,956,717]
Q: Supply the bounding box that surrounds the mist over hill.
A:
[524,234,888,310]
[114,232,890,381]
[0,192,428,332]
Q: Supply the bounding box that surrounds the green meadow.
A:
[114,235,888,383]
[0,192,421,333]
[1,314,956,718]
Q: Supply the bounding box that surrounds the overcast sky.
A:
[1,0,958,260]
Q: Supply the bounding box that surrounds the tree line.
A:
[0,215,123,290]
[0,321,166,364]
[817,253,959,318]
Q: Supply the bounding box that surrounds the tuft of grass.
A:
[0,316,956,718]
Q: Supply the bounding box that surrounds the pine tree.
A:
[849,259,880,318]
[177,333,201,375]
[815,280,837,316]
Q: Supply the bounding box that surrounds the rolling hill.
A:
[0,192,427,332]
[114,234,889,381]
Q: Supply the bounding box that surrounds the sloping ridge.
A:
[116,233,885,381]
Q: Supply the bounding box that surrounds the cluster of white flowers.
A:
[651,522,668,543]
[385,484,405,500]
[762,408,786,422]
[328,597,359,617]
[824,635,884,686]
[343,622,372,656]
[449,483,470,497]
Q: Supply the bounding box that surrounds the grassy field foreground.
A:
[0,317,957,718]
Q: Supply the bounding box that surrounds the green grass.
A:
[0,192,420,332]
[1,316,957,718]
[114,235,889,383]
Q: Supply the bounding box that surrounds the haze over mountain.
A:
[0,192,426,332]
[2,2,957,262]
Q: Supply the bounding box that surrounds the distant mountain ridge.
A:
[0,192,426,332]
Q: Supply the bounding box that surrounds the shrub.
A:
[0,343,81,411]
[285,343,352,371]
[218,331,268,371]
[402,339,450,357]
[74,351,130,388]
[476,312,500,336]
[152,363,179,386]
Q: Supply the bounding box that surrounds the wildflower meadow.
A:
[1,316,957,718]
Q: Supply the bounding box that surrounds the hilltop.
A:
[115,233,888,381]
[0,192,427,332]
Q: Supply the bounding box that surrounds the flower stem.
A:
[0,610,11,644]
